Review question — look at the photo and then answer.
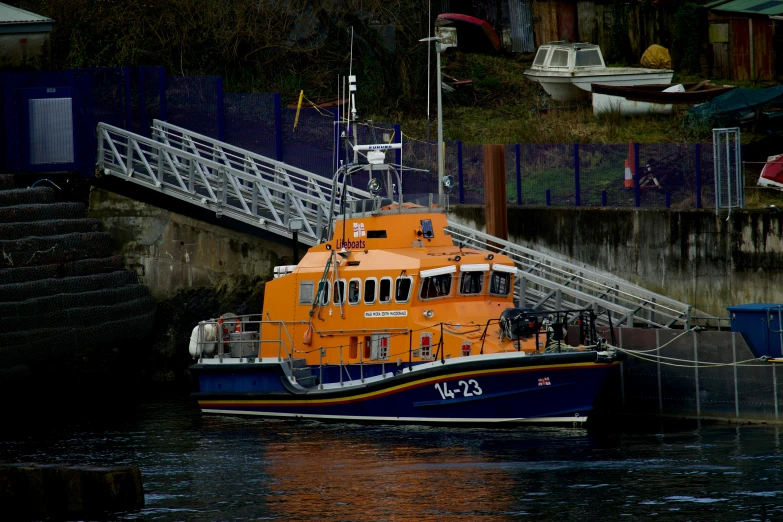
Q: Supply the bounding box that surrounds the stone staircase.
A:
[0,174,156,384]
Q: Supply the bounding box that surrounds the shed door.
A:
[710,23,730,79]
[731,19,751,81]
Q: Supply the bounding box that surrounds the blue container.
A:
[727,303,783,358]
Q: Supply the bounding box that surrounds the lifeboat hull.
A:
[190,351,621,425]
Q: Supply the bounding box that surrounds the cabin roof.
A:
[705,0,783,15]
[0,2,53,33]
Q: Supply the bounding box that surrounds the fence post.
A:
[394,123,401,169]
[515,143,521,205]
[695,143,702,209]
[457,140,464,203]
[546,189,551,206]
[274,93,283,161]
[634,142,640,208]
[333,109,340,171]
[216,77,224,142]
[123,66,131,131]
[666,191,671,208]
[158,66,167,122]
[138,66,147,137]
[574,143,580,207]
[602,190,607,206]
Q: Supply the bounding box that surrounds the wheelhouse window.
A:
[299,281,314,305]
[364,278,377,304]
[533,46,549,66]
[379,277,392,304]
[348,279,361,305]
[489,271,512,296]
[460,272,484,295]
[420,274,453,300]
[317,280,330,305]
[333,279,346,305]
[395,276,413,303]
[575,49,602,67]
[550,49,569,67]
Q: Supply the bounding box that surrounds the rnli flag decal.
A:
[538,377,551,386]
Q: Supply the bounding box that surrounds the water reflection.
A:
[3,396,783,520]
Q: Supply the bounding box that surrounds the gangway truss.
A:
[96,120,696,329]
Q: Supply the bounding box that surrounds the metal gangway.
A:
[96,120,697,329]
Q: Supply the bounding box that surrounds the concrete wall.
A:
[89,189,292,299]
[448,206,783,318]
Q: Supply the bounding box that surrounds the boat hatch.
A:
[370,333,390,360]
[420,219,434,238]
[420,332,434,359]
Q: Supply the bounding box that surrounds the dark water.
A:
[3,393,783,521]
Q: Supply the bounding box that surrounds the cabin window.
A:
[419,274,453,300]
[533,47,549,66]
[489,272,512,296]
[459,271,484,295]
[348,279,361,305]
[317,280,330,306]
[364,278,377,304]
[395,276,413,303]
[368,230,387,238]
[550,49,569,67]
[575,49,602,67]
[299,281,314,305]
[379,277,392,304]
[333,279,346,305]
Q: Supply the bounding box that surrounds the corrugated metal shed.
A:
[705,0,783,16]
[0,2,53,33]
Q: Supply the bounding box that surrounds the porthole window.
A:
[317,280,330,306]
[379,277,392,304]
[333,279,346,305]
[364,278,377,304]
[348,279,361,305]
[395,276,413,303]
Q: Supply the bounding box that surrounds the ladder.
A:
[96,121,697,328]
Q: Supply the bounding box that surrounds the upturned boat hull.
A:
[191,351,622,424]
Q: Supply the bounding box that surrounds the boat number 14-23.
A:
[434,379,482,400]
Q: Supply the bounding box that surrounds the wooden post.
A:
[483,145,508,249]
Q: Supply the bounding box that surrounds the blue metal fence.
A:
[0,66,722,210]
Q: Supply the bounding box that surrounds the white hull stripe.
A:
[200,409,587,424]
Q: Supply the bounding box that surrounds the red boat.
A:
[758,153,783,190]
[436,14,500,53]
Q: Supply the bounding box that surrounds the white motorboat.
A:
[523,42,674,102]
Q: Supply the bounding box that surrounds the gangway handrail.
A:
[96,120,700,329]
[151,119,372,202]
[446,221,695,328]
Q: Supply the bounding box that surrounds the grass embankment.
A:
[365,52,783,209]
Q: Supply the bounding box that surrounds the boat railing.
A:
[195,315,305,368]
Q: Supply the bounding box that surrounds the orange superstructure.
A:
[260,209,537,367]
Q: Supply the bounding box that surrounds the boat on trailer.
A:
[187,79,623,426]
[523,42,673,102]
